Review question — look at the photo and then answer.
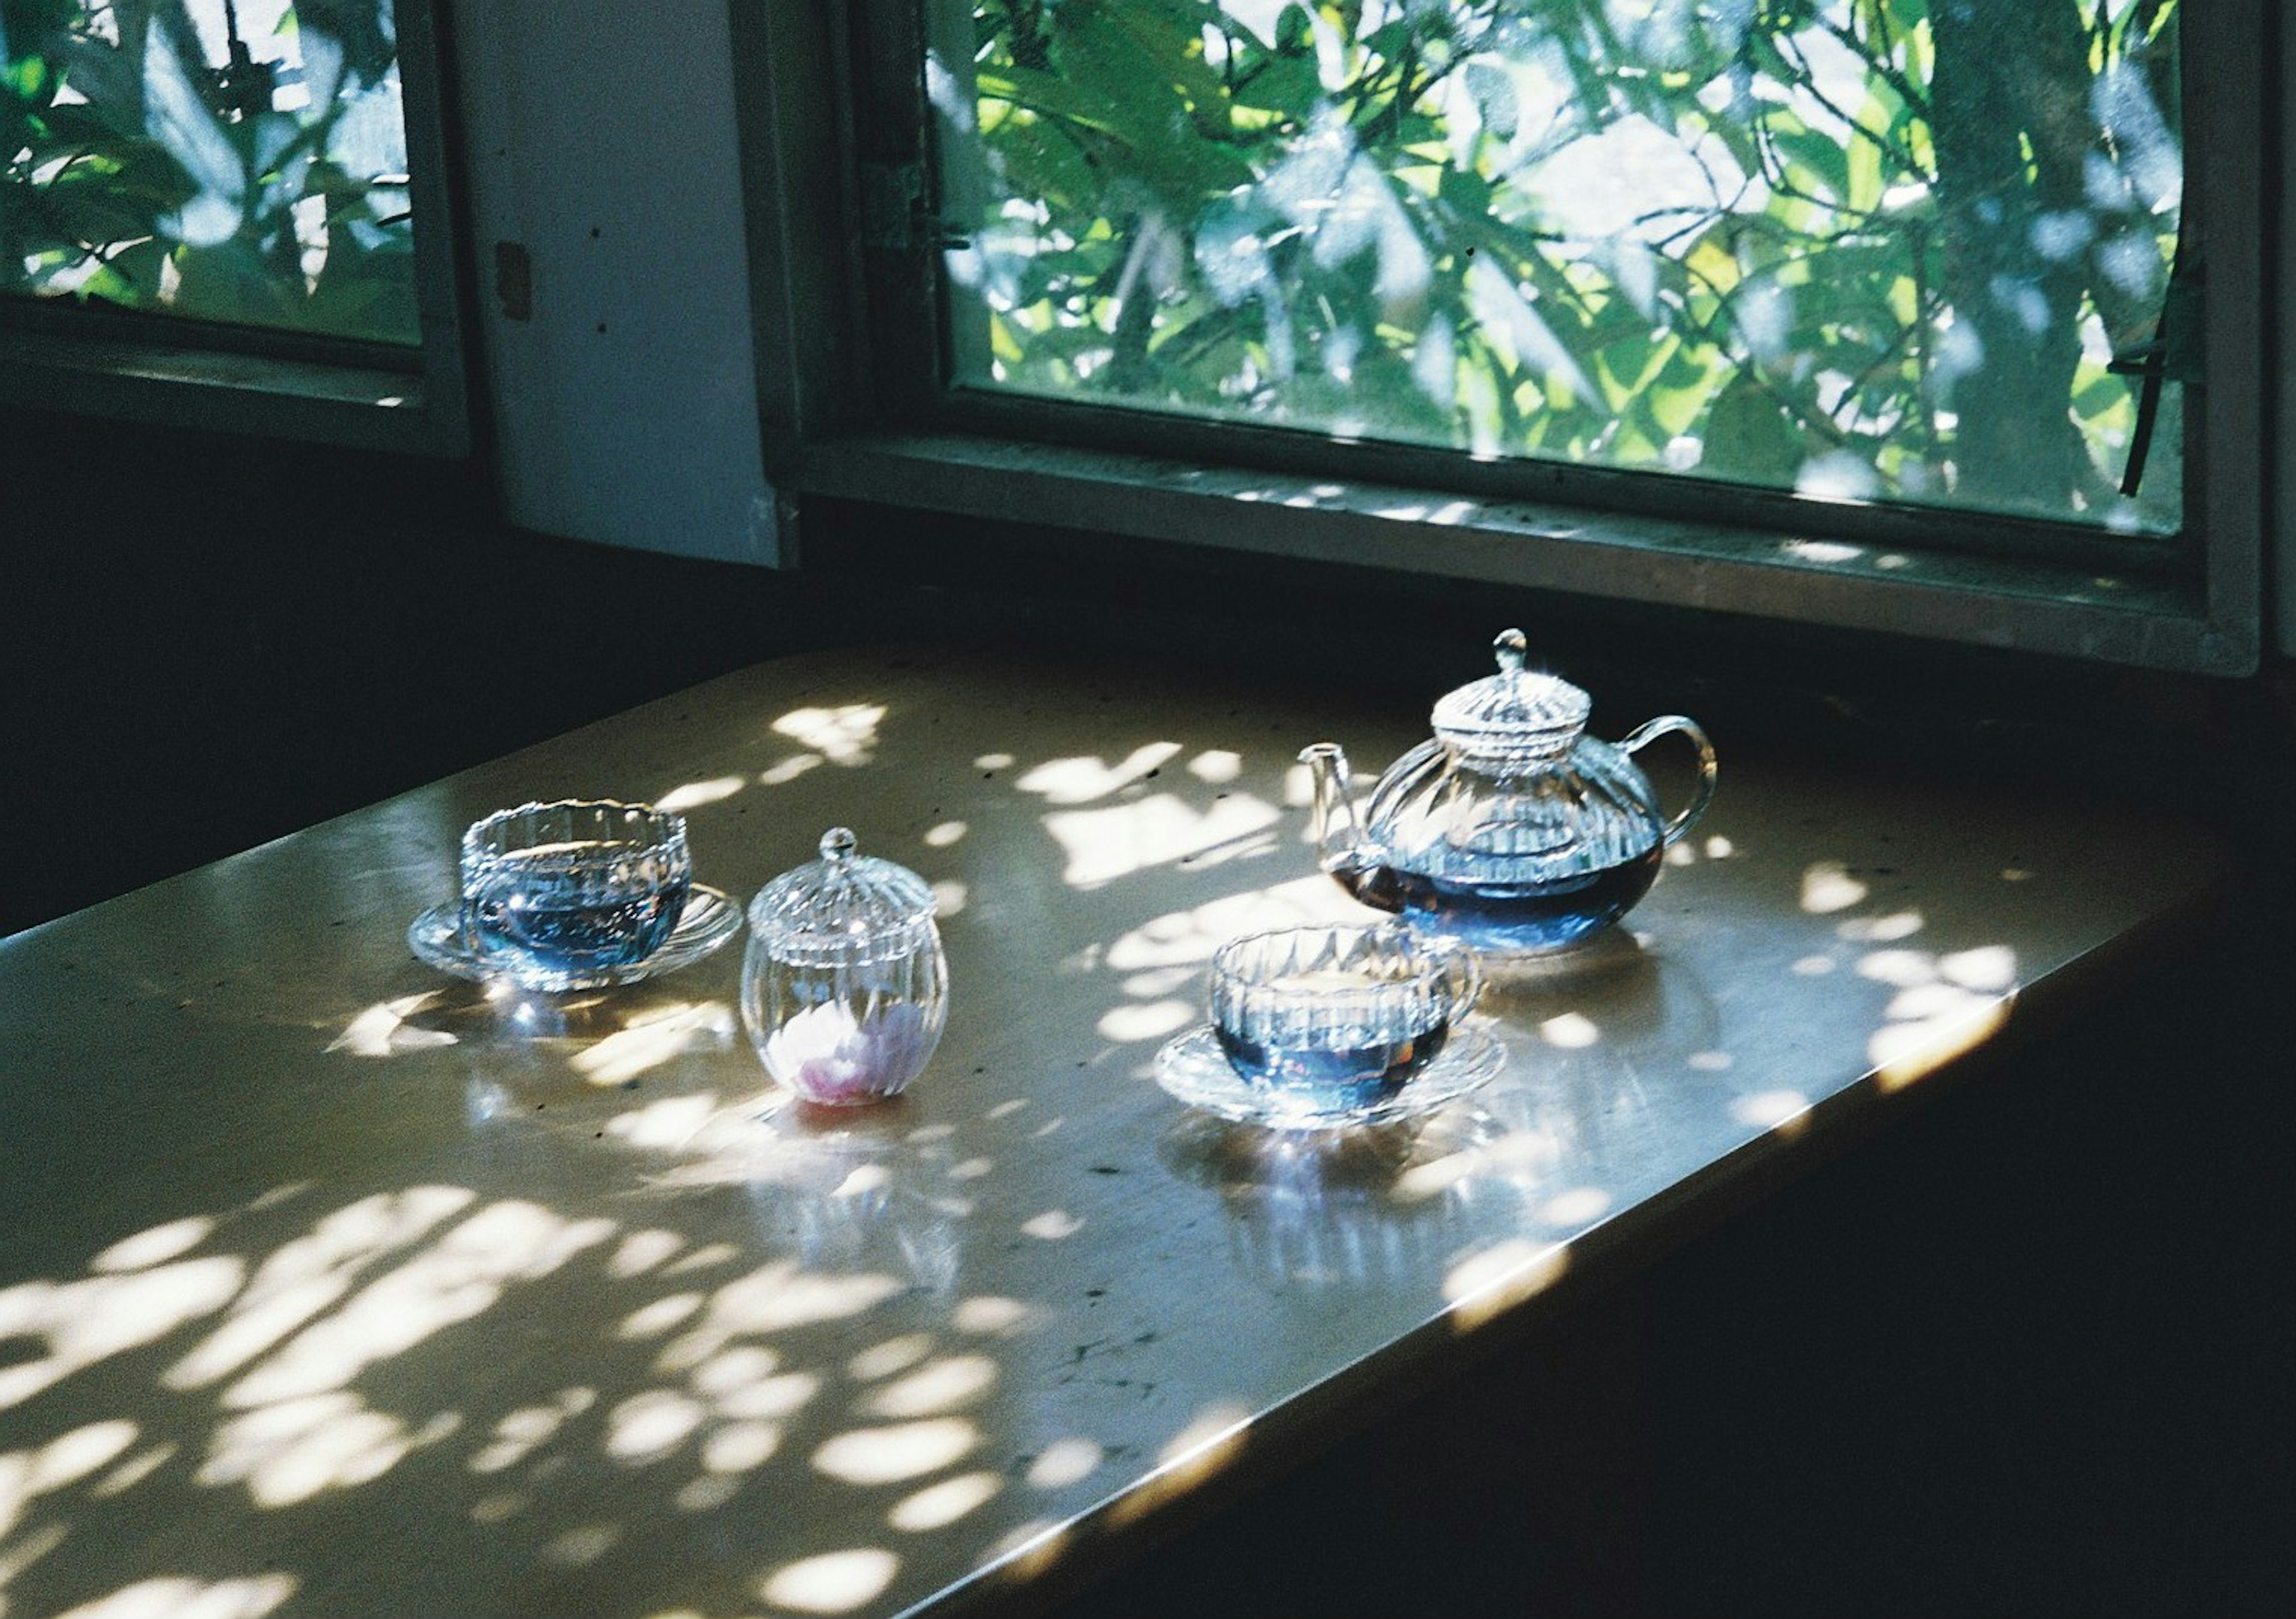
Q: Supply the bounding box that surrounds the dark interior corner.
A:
[2,404,2291,1615]
[1038,915,2296,1618]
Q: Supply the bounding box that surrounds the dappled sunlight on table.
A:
[655,776,749,814]
[1442,1238,1574,1333]
[49,1574,298,1619]
[1039,794,1285,889]
[886,1468,1003,1532]
[760,1546,900,1614]
[1103,1400,1254,1528]
[328,991,460,1058]
[0,642,2206,1618]
[2,1256,248,1412]
[570,1002,738,1086]
[772,705,887,768]
[1015,744,1186,805]
[0,1160,1188,1617]
[1010,740,1303,889]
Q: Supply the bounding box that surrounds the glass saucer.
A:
[408,884,742,991]
[1153,1021,1504,1131]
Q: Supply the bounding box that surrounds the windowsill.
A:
[0,325,465,455]
[784,430,2257,676]
[0,637,2245,1616]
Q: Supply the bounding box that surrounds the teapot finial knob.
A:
[819,827,858,864]
[1493,628,1529,673]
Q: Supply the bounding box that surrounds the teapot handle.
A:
[1618,715,1717,848]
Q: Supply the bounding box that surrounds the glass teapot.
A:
[1299,630,1717,954]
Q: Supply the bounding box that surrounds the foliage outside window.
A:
[1,0,416,345]
[943,0,2184,538]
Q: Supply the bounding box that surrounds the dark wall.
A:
[0,410,841,935]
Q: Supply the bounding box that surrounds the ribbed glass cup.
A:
[459,799,692,991]
[1209,924,1480,1113]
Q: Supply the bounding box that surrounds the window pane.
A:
[2,0,417,344]
[940,0,2184,535]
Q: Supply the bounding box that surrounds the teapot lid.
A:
[1429,630,1592,762]
[748,827,938,966]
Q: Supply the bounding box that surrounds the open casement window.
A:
[0,0,465,451]
[758,0,2266,673]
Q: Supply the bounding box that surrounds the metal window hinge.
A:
[860,160,971,252]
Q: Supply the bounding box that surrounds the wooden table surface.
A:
[0,641,2222,1619]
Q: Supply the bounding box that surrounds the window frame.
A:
[0,0,471,456]
[734,0,2268,676]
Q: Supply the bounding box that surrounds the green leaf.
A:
[1595,329,1659,410]
[1274,4,1314,54]
[1645,343,1722,438]
[1234,53,1321,118]
[1700,372,1803,483]
[2072,372,2131,423]
[978,67,1122,132]
[1770,124,1850,202]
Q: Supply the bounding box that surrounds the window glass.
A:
[2,0,416,344]
[940,0,2184,535]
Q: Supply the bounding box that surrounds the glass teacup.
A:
[1209,924,1482,1113]
[460,799,693,990]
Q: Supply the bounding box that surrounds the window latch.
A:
[2107,241,2201,499]
[861,161,970,253]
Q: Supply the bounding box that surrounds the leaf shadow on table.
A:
[0,1035,1291,1619]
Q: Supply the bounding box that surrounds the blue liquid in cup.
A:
[1214,1021,1451,1114]
[466,842,689,976]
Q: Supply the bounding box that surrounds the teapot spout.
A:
[1298,743,1359,859]
[1299,743,1402,912]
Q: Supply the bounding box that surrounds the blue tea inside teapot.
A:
[1302,630,1717,954]
[1326,844,1667,955]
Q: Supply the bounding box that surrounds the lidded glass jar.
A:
[741,828,948,1105]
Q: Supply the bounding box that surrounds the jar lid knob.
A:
[1494,628,1528,673]
[820,827,857,864]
